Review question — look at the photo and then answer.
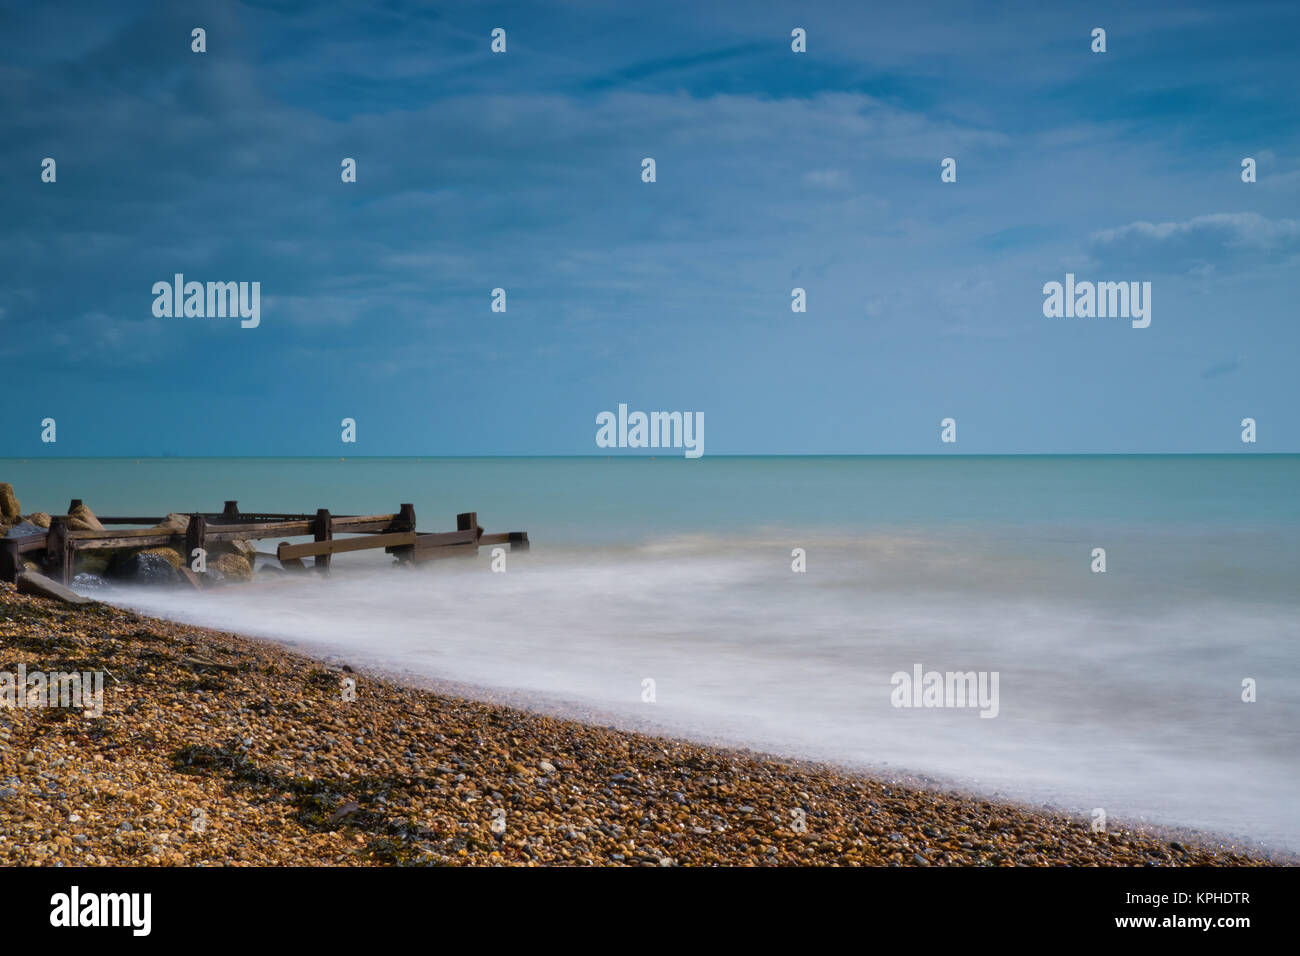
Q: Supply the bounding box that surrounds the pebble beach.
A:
[0,581,1276,867]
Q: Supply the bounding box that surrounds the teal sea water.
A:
[4,455,1298,851]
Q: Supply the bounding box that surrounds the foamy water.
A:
[104,530,1300,854]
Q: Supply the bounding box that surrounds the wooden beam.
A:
[477,531,530,550]
[410,528,478,549]
[70,533,179,550]
[69,527,182,541]
[277,531,418,562]
[410,541,479,562]
[332,513,401,531]
[10,532,50,554]
[204,520,314,540]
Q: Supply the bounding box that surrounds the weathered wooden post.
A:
[396,503,416,532]
[390,504,416,563]
[46,517,72,584]
[0,538,22,582]
[313,508,333,570]
[67,499,83,514]
[185,514,206,574]
[222,501,239,518]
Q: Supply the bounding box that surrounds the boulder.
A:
[74,550,113,576]
[16,570,95,605]
[0,483,20,520]
[5,521,45,539]
[211,552,253,583]
[110,550,180,586]
[231,539,258,558]
[72,572,110,593]
[25,512,51,529]
[138,546,184,569]
[154,513,190,532]
[67,503,105,533]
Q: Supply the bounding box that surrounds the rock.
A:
[67,503,105,533]
[110,550,180,586]
[16,570,95,605]
[231,539,258,558]
[0,787,17,800]
[211,552,253,583]
[257,564,287,577]
[72,572,110,592]
[74,550,113,575]
[26,512,51,529]
[538,760,556,774]
[5,521,44,539]
[153,513,190,532]
[139,546,184,569]
[0,483,20,519]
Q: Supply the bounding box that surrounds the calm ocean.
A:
[5,455,1298,851]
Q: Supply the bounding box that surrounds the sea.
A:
[4,455,1297,852]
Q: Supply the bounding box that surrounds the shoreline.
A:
[0,581,1284,866]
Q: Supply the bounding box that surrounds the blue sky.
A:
[1,0,1297,455]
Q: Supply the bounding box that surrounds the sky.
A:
[1,0,1297,456]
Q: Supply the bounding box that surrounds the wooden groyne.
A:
[0,498,528,586]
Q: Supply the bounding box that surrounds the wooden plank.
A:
[277,542,305,571]
[98,517,167,525]
[69,527,180,541]
[277,531,417,561]
[207,513,318,522]
[410,541,479,562]
[410,528,478,549]
[331,513,401,531]
[11,532,50,554]
[204,520,314,540]
[70,533,179,550]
